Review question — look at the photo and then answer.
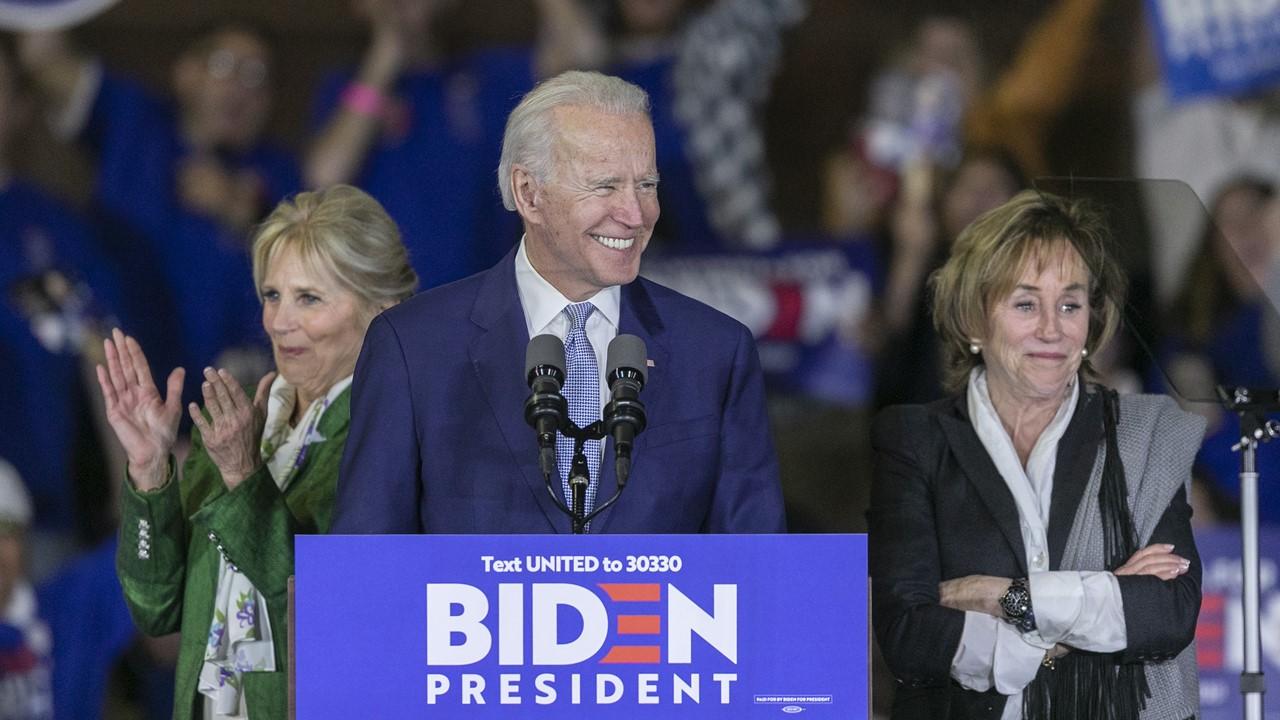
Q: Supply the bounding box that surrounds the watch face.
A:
[1000,583,1030,618]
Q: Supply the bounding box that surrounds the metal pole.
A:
[1238,419,1265,720]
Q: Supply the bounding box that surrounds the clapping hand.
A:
[188,368,276,491]
[177,156,264,233]
[95,329,184,491]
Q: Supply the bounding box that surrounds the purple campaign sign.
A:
[295,534,868,719]
[1192,525,1280,719]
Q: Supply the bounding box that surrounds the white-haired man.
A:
[333,70,785,534]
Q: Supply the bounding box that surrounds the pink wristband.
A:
[340,82,387,118]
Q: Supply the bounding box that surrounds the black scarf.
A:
[1022,389,1151,720]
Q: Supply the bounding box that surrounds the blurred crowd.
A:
[1,0,1279,716]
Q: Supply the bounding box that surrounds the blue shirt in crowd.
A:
[83,73,299,400]
[311,48,534,289]
[614,55,723,252]
[0,181,123,533]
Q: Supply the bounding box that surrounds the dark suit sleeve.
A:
[868,405,966,687]
[1114,398,1204,663]
[1115,485,1201,663]
[330,313,423,533]
[702,324,786,533]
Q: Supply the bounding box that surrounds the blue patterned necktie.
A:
[558,302,600,516]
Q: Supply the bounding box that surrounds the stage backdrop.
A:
[1193,525,1280,719]
[295,533,868,719]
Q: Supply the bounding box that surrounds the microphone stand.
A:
[1219,386,1277,720]
[541,420,630,535]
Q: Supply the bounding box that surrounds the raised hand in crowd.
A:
[882,161,941,335]
[303,0,433,190]
[356,0,419,77]
[176,154,266,234]
[13,29,87,122]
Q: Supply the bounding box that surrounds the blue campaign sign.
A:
[1145,0,1280,101]
[1193,525,1280,719]
[295,534,868,718]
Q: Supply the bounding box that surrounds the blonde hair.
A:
[929,189,1126,393]
[252,185,418,319]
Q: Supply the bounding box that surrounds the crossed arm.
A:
[869,405,1201,692]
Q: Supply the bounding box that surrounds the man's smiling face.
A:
[522,105,660,301]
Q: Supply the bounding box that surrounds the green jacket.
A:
[116,388,350,720]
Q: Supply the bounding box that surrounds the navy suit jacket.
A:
[331,249,785,534]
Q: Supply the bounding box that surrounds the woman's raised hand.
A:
[189,369,276,491]
[95,328,184,491]
[1114,543,1191,580]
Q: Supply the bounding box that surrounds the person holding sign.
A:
[868,190,1202,719]
[100,186,416,720]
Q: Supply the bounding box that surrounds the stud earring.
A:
[969,343,981,355]
[1081,348,1089,358]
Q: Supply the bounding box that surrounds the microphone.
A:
[603,334,647,486]
[524,334,567,478]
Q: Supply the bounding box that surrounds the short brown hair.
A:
[929,189,1126,393]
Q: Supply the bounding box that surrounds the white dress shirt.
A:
[514,238,620,413]
[950,369,1128,719]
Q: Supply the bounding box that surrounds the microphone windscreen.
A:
[526,334,566,377]
[606,334,648,384]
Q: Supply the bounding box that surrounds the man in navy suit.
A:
[330,71,784,534]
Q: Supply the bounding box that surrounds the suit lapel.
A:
[590,279,670,533]
[467,251,562,532]
[936,398,1028,574]
[1047,389,1103,569]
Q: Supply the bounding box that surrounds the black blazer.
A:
[867,390,1201,720]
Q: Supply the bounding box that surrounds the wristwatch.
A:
[999,577,1037,633]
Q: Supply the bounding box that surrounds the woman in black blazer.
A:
[868,190,1202,720]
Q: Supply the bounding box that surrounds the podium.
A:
[291,533,868,718]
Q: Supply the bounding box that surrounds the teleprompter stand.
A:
[1220,386,1276,720]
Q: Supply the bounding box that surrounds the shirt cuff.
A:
[952,611,999,691]
[992,620,1051,694]
[1029,570,1126,651]
[951,611,1050,694]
